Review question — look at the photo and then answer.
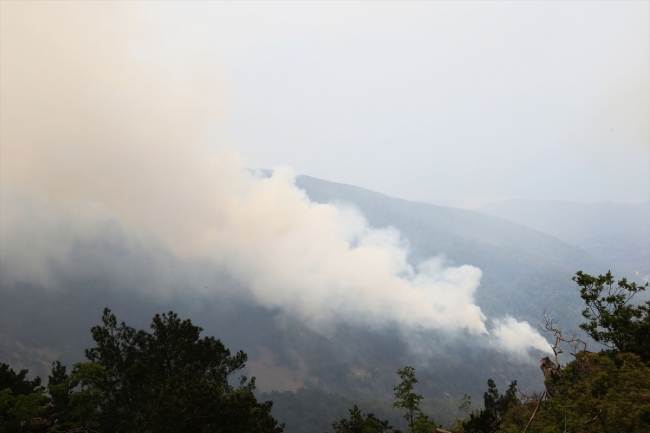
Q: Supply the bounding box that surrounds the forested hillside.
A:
[295,176,612,329]
[474,199,650,278]
[2,271,648,432]
[2,176,642,432]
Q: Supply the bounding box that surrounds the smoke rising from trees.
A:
[0,2,551,358]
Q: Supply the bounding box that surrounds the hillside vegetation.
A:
[2,271,648,432]
[296,176,612,328]
[2,176,644,432]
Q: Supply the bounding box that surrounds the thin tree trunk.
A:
[523,391,546,433]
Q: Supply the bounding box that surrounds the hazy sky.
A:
[141,1,650,203]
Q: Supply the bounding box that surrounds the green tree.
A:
[496,271,650,432]
[0,365,42,397]
[332,404,395,433]
[574,270,649,361]
[458,394,472,416]
[498,351,650,433]
[412,412,439,433]
[57,308,283,433]
[392,366,423,433]
[47,360,71,414]
[52,362,109,431]
[0,364,46,433]
[461,379,518,433]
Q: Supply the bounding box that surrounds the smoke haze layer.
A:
[1,2,551,356]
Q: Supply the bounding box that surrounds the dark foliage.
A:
[496,271,650,432]
[262,388,404,433]
[574,270,650,362]
[2,309,285,433]
[461,379,518,433]
[0,364,46,433]
[0,364,42,397]
[331,405,394,433]
[67,308,283,433]
[47,361,71,415]
[499,351,650,433]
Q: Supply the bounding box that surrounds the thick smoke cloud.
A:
[0,2,550,356]
[491,317,553,358]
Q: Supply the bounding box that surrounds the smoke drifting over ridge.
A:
[0,3,551,356]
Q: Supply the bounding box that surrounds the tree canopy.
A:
[1,308,283,433]
[491,271,650,433]
[574,270,650,361]
[0,364,47,433]
[331,405,393,433]
[3,271,649,433]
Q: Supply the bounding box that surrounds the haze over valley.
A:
[1,2,648,432]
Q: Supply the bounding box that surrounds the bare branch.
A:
[583,409,603,426]
[523,391,545,433]
[539,311,587,366]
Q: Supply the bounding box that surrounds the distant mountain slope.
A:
[474,199,649,278]
[295,175,611,329]
[2,175,633,432]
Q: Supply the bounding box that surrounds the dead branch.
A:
[522,391,545,433]
[539,311,587,365]
[583,409,603,426]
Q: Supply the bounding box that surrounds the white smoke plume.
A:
[492,317,554,357]
[1,2,548,353]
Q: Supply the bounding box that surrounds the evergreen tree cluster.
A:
[2,271,648,433]
[330,365,441,433]
[453,271,650,433]
[1,309,283,433]
[331,271,650,433]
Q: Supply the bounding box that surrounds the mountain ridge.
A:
[1,174,638,431]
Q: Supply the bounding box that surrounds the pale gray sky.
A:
[140,1,649,203]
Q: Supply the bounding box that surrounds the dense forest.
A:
[1,271,648,432]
